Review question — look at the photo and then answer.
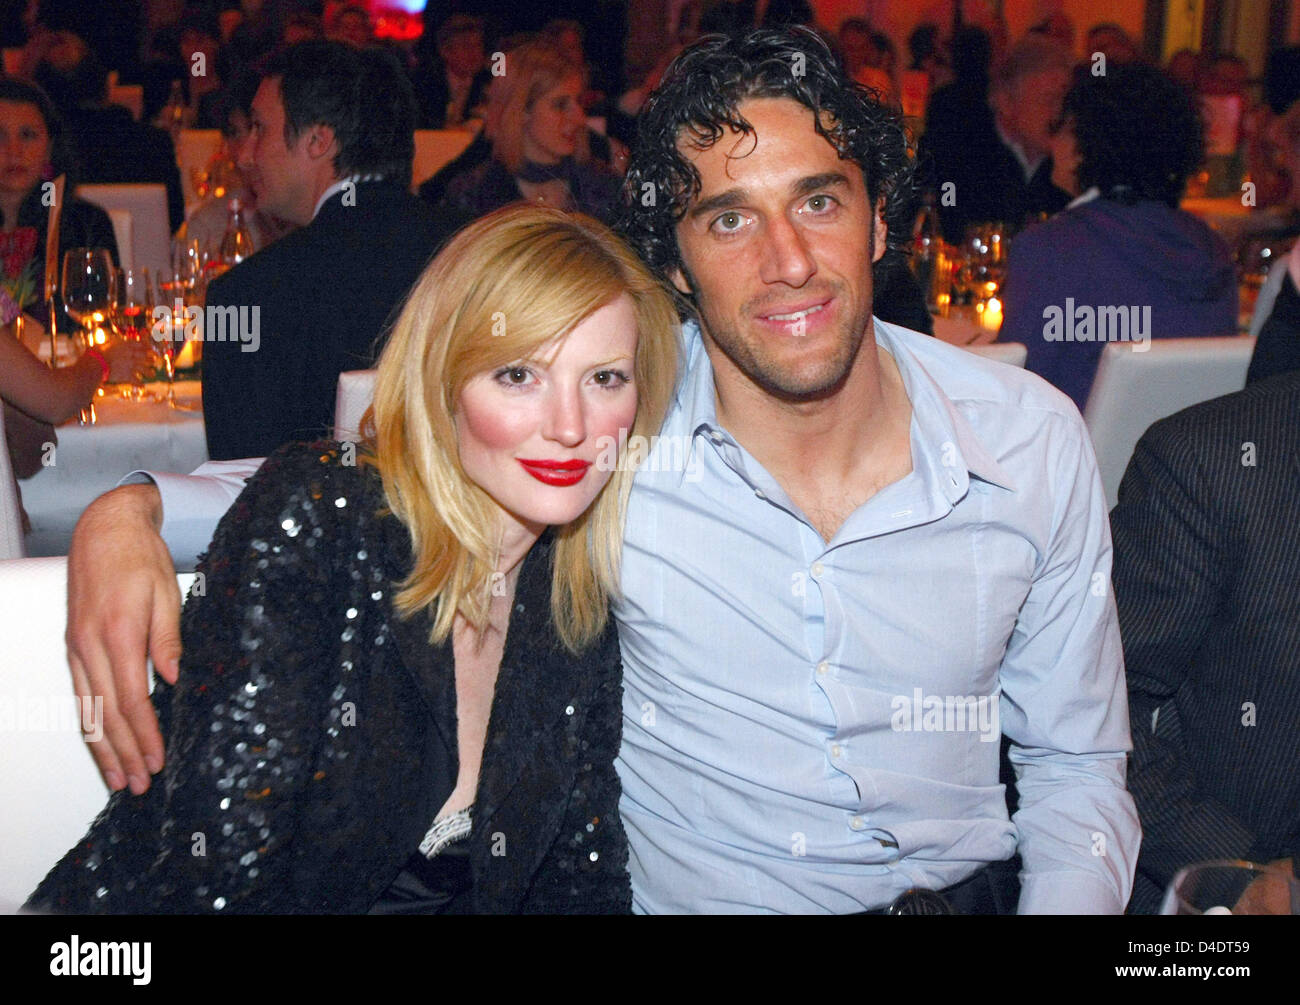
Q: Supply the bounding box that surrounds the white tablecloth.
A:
[20,381,207,557]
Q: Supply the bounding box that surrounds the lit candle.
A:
[980,296,1003,331]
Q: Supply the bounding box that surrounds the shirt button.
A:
[709,431,723,444]
[754,489,765,500]
[850,816,866,831]
[816,661,828,677]
[831,743,843,758]
[811,561,825,577]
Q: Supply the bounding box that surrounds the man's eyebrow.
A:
[791,172,852,197]
[688,188,748,220]
[688,173,854,220]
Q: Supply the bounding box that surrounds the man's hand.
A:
[65,483,181,795]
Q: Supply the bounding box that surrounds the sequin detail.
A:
[418,806,473,859]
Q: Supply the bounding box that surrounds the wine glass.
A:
[163,239,197,304]
[116,267,154,401]
[961,223,1006,295]
[61,248,116,424]
[1161,859,1300,915]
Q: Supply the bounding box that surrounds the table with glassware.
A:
[17,235,213,558]
[917,220,1008,346]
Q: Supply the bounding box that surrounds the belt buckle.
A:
[887,888,956,915]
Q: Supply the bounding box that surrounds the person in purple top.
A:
[999,62,1238,412]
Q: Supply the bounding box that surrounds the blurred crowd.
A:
[1,1,1298,408]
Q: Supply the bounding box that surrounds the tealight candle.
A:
[979,296,1003,331]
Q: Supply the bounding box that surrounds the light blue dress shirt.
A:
[142,317,1140,914]
[613,318,1139,914]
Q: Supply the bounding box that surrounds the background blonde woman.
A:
[439,39,621,222]
[28,206,678,914]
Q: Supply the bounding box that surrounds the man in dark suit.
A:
[35,40,185,232]
[1248,242,1300,385]
[920,31,1071,243]
[201,41,461,461]
[412,14,491,130]
[1111,371,1300,913]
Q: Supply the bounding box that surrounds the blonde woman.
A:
[28,206,679,914]
[439,40,621,222]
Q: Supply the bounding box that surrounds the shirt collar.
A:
[670,317,1015,495]
[1067,186,1101,210]
[312,173,384,220]
[994,121,1043,183]
[872,318,1016,495]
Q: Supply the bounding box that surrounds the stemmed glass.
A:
[156,240,203,410]
[61,247,116,424]
[115,267,154,401]
[160,238,200,305]
[1162,859,1300,915]
[957,223,1006,304]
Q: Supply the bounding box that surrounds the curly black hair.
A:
[616,27,916,307]
[1064,61,1204,207]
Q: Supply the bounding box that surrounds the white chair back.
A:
[0,557,195,912]
[965,342,1028,367]
[0,407,24,560]
[333,370,378,442]
[105,208,134,274]
[176,130,223,215]
[1084,336,1256,509]
[412,129,476,191]
[75,184,171,277]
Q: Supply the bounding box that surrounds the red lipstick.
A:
[518,458,591,486]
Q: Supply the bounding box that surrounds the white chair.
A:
[333,370,377,442]
[0,407,24,561]
[175,129,223,215]
[0,557,195,912]
[1084,336,1256,510]
[105,208,134,274]
[965,342,1027,368]
[411,129,476,192]
[75,184,171,277]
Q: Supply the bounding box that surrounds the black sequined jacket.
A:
[29,443,631,914]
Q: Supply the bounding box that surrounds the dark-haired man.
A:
[200,40,460,460]
[59,29,1137,914]
[34,35,185,231]
[1112,371,1300,913]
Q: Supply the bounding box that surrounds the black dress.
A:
[27,442,631,914]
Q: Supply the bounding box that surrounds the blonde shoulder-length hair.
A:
[366,205,679,652]
[489,39,590,173]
